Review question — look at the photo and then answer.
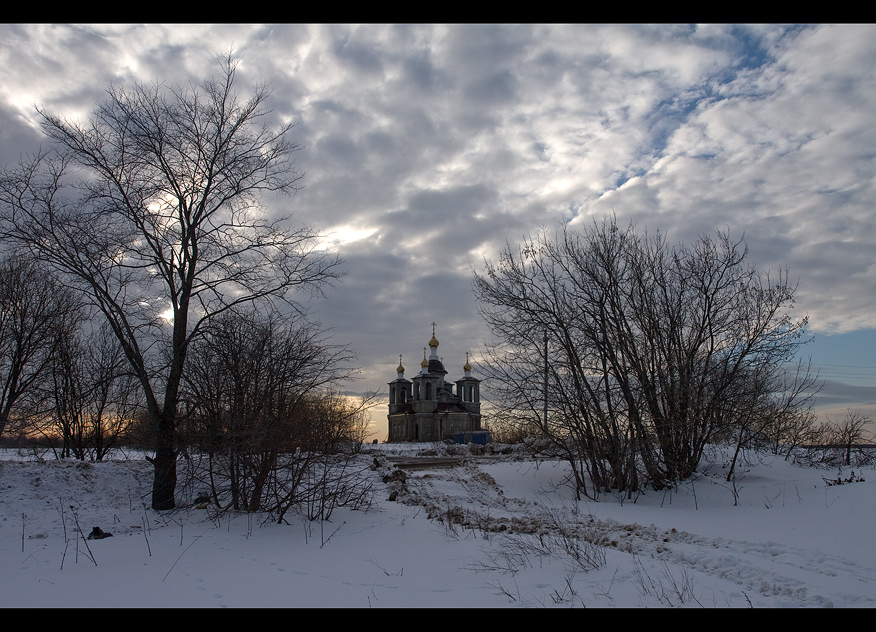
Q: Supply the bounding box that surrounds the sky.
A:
[0,24,874,437]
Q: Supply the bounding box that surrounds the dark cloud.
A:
[0,102,43,166]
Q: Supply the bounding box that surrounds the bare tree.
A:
[181,308,371,520]
[828,408,872,466]
[723,359,820,480]
[474,217,812,495]
[0,257,79,438]
[475,222,646,498]
[44,322,141,461]
[0,54,342,509]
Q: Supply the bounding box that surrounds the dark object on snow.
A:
[88,526,113,540]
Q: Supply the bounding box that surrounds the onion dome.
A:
[428,321,439,348]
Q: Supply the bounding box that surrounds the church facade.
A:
[387,326,483,442]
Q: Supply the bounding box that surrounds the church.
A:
[387,325,484,443]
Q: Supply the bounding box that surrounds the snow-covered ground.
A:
[1,443,873,607]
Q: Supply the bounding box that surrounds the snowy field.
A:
[1,443,874,608]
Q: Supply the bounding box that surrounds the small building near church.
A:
[387,326,483,442]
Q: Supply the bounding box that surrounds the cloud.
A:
[1,23,874,401]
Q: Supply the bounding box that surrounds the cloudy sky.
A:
[1,24,874,433]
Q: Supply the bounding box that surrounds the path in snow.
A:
[387,457,876,607]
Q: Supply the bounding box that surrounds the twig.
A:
[368,558,403,576]
[167,516,186,546]
[60,539,69,571]
[163,535,202,582]
[69,505,97,567]
[58,500,67,541]
[320,521,346,549]
[142,516,152,556]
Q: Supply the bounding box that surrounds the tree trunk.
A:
[151,411,177,510]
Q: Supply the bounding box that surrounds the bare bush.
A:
[39,323,140,461]
[630,556,701,607]
[0,257,79,438]
[828,409,873,466]
[180,308,373,522]
[724,359,821,480]
[474,217,812,497]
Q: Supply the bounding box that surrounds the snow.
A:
[1,444,874,607]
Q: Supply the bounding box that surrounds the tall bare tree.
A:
[45,322,141,461]
[0,257,79,438]
[474,217,813,495]
[0,54,342,509]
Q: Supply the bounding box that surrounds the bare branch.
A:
[0,55,342,509]
[474,216,813,495]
